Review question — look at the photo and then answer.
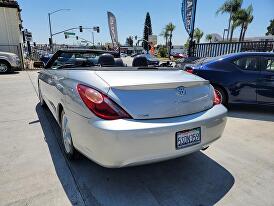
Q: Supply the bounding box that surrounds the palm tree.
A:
[233,5,254,41]
[165,23,176,57]
[205,34,213,43]
[217,0,243,41]
[166,23,176,45]
[160,28,169,48]
[194,28,204,43]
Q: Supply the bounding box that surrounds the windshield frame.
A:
[45,49,120,69]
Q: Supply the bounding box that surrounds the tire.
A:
[0,61,11,74]
[60,110,78,160]
[214,86,228,106]
[38,82,46,107]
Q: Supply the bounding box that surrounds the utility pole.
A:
[48,9,70,51]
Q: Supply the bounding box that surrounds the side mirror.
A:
[33,61,45,68]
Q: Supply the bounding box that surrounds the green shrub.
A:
[159,47,167,58]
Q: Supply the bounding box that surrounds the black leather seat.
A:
[98,54,115,66]
[132,55,148,67]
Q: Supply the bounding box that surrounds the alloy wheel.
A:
[215,89,223,104]
[61,114,73,154]
[0,63,8,73]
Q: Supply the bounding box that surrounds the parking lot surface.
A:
[0,71,274,206]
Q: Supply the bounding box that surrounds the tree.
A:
[126,36,133,47]
[160,28,169,48]
[205,34,213,43]
[143,12,152,51]
[233,5,254,41]
[194,28,204,43]
[166,23,176,57]
[217,0,243,41]
[266,19,274,35]
[184,38,190,50]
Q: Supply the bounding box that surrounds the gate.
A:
[194,40,274,58]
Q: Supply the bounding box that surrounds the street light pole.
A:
[48,13,52,43]
[92,32,94,47]
[48,9,70,51]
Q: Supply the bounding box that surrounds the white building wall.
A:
[0,6,23,66]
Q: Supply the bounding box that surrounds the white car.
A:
[37,49,227,168]
[0,51,21,73]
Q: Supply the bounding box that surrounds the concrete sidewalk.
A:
[0,71,84,206]
[0,71,274,206]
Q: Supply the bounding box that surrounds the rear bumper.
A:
[67,104,227,168]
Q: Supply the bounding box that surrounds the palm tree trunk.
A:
[229,27,234,42]
[227,12,232,41]
[169,33,172,59]
[239,23,244,41]
[242,26,247,41]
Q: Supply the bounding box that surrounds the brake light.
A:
[213,90,221,105]
[185,67,193,74]
[77,84,132,120]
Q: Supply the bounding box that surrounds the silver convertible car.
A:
[35,49,227,168]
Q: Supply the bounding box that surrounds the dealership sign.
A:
[181,0,197,35]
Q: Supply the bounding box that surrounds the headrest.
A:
[132,55,148,67]
[115,58,124,67]
[98,54,115,66]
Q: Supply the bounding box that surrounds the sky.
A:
[18,0,274,46]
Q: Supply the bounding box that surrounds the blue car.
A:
[184,52,274,106]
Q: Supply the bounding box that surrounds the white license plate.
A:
[176,128,201,149]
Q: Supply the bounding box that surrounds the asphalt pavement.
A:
[0,71,273,206]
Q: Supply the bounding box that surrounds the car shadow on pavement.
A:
[36,104,234,206]
[228,104,274,122]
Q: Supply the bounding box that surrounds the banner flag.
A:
[181,0,197,36]
[107,11,119,51]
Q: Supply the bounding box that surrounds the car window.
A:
[233,57,259,71]
[261,57,274,72]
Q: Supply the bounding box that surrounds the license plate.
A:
[176,127,201,149]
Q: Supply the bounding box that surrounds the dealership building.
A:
[0,0,24,66]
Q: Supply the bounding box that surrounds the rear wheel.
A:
[214,86,227,106]
[61,110,78,160]
[0,61,11,74]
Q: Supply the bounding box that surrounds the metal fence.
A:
[194,40,274,58]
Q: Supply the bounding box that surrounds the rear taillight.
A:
[77,84,132,120]
[213,90,221,105]
[185,67,193,74]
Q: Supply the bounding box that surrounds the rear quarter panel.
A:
[194,60,240,103]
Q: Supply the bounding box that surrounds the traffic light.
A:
[96,26,100,33]
[49,38,52,45]
[79,26,83,32]
[76,36,79,40]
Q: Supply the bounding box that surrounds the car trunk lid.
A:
[95,70,213,119]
